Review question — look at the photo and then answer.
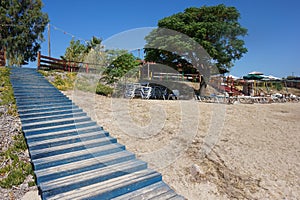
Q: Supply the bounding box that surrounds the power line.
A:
[50,23,88,44]
[1,23,89,44]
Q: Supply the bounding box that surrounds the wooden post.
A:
[3,48,6,66]
[86,64,89,73]
[37,51,41,70]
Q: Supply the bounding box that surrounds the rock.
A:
[190,164,204,178]
[21,190,41,200]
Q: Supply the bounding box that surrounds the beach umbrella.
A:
[243,74,264,80]
[248,71,264,75]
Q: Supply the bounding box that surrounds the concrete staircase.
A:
[10,68,184,200]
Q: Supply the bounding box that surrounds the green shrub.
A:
[96,83,113,96]
[275,82,283,91]
[0,68,17,116]
[0,68,35,188]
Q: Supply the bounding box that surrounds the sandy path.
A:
[64,90,300,200]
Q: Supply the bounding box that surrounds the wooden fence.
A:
[37,51,91,72]
[0,49,6,66]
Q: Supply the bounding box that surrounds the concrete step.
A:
[16,96,70,104]
[35,150,135,183]
[13,88,60,93]
[22,115,91,130]
[16,98,73,106]
[27,129,108,150]
[32,143,126,170]
[26,126,105,143]
[112,181,184,200]
[18,104,79,115]
[20,112,86,124]
[40,160,147,197]
[23,121,98,136]
[44,169,162,200]
[14,92,66,98]
[29,136,117,159]
[18,108,83,119]
[17,101,74,110]
[18,101,76,113]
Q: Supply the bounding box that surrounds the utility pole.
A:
[48,23,51,57]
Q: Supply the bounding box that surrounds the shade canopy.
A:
[260,75,281,81]
[243,74,264,80]
[248,71,264,75]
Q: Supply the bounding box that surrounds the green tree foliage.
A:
[61,39,86,62]
[102,51,140,84]
[0,0,49,66]
[61,36,102,62]
[145,4,248,73]
[85,36,102,54]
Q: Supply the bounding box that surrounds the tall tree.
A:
[61,36,102,62]
[102,51,140,84]
[61,39,86,62]
[0,0,49,66]
[145,4,248,74]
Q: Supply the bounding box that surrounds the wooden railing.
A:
[37,51,94,73]
[0,49,6,66]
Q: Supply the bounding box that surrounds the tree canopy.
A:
[61,36,102,62]
[102,50,140,84]
[0,0,49,66]
[62,38,140,84]
[144,4,248,74]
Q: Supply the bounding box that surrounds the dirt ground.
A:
[63,90,300,200]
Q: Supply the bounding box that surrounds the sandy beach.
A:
[62,90,300,200]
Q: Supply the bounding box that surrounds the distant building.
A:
[285,77,300,89]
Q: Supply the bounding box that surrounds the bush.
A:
[96,83,113,96]
[39,70,76,91]
[275,82,283,91]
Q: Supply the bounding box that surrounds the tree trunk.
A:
[199,75,207,96]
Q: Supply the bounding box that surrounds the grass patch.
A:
[39,69,114,96]
[96,83,113,96]
[0,132,35,188]
[38,70,77,91]
[0,67,35,188]
[0,68,17,116]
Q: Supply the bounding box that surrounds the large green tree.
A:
[145,4,248,74]
[102,51,140,84]
[61,36,102,62]
[61,39,86,62]
[0,0,49,66]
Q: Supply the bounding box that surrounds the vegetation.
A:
[145,4,248,73]
[102,51,141,84]
[0,67,35,188]
[0,0,49,66]
[39,70,77,91]
[0,68,17,116]
[60,38,141,95]
[144,4,248,95]
[0,135,34,188]
[61,36,102,62]
[39,70,115,96]
[96,83,114,96]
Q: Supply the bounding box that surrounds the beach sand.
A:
[55,91,299,199]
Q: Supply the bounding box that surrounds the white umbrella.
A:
[227,75,240,80]
[248,71,264,75]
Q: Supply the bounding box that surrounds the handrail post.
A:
[37,51,41,70]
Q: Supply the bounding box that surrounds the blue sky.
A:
[36,0,300,78]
